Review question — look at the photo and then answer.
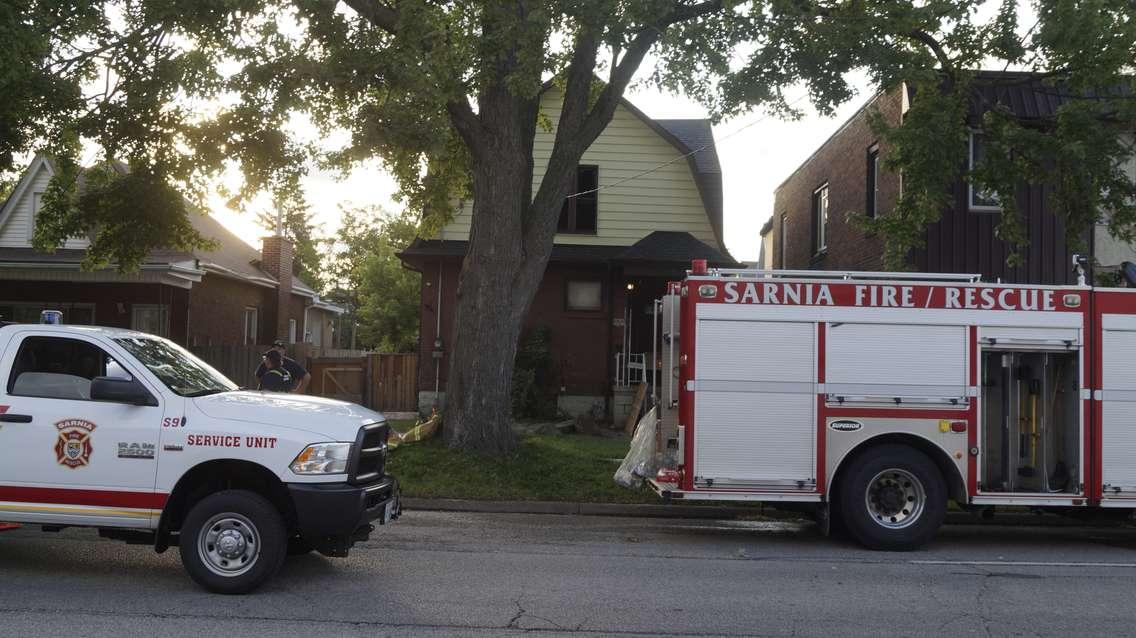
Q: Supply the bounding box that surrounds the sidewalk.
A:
[402,497,1134,527]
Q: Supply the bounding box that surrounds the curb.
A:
[401,498,1133,528]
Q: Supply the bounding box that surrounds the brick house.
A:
[767,73,1136,284]
[398,89,736,418]
[0,154,342,347]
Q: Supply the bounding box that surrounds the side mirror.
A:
[90,376,158,406]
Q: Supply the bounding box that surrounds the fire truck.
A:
[647,259,1136,550]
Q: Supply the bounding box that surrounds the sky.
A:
[211,75,875,264]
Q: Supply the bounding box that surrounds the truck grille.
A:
[349,421,390,485]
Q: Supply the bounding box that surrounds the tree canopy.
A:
[3,1,1132,270]
[4,0,1134,451]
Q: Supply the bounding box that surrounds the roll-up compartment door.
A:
[826,323,968,404]
[693,319,815,488]
[1101,325,1136,496]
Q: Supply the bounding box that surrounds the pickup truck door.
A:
[0,331,167,528]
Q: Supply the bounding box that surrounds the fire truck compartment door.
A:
[1100,318,1136,497]
[693,319,816,488]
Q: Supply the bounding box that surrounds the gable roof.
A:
[0,155,330,304]
[613,97,726,253]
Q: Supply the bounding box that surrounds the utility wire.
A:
[566,92,811,198]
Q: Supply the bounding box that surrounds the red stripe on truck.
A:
[0,485,167,510]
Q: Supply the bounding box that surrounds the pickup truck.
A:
[0,323,400,593]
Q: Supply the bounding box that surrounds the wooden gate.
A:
[371,354,418,413]
[308,357,366,404]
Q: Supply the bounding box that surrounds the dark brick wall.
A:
[186,274,275,346]
[771,89,903,272]
[412,259,616,398]
[0,281,189,343]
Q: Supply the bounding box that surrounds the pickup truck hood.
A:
[192,391,386,441]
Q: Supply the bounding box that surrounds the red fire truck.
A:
[647,260,1136,550]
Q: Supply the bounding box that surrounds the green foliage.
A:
[511,326,558,419]
[9,0,1134,275]
[325,205,419,352]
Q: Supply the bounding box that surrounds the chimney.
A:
[262,234,294,344]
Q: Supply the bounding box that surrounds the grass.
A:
[385,432,659,504]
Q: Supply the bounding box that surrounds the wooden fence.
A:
[191,345,418,413]
[370,354,418,413]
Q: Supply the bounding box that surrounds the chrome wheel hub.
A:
[865,468,925,530]
[199,513,259,577]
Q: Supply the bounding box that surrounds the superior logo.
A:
[829,420,863,432]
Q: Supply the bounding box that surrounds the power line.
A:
[566,92,811,199]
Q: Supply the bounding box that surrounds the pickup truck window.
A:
[114,337,237,397]
[7,336,122,401]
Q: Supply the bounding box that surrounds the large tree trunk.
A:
[442,130,548,453]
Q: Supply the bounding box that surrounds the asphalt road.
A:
[1,511,1135,637]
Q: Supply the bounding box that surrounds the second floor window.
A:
[558,165,599,234]
[866,144,880,218]
[969,133,1001,211]
[812,184,829,255]
[780,214,789,269]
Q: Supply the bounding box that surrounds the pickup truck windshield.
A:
[114,337,237,397]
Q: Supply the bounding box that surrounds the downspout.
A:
[435,260,443,399]
[604,263,615,418]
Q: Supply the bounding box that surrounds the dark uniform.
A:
[259,367,293,392]
[255,357,306,390]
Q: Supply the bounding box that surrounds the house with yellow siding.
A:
[399,89,735,418]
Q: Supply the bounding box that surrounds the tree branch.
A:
[445,99,483,155]
[907,29,956,84]
[338,0,400,33]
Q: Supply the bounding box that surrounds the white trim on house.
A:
[0,154,53,231]
[968,132,1002,212]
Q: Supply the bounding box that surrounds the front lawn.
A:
[385,433,659,504]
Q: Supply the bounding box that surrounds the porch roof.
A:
[399,231,737,268]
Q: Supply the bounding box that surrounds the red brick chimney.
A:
[261,234,294,344]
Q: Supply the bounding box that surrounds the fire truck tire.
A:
[839,445,946,551]
[179,490,288,594]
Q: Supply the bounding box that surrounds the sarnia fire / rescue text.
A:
[720,282,1060,312]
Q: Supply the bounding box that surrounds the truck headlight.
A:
[290,442,352,475]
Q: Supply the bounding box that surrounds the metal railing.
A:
[614,352,647,387]
[691,268,983,283]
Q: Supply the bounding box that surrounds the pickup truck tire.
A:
[838,444,946,551]
[179,490,288,594]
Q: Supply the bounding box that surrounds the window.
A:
[969,133,1001,211]
[7,336,123,401]
[558,165,599,234]
[812,184,829,255]
[243,307,259,345]
[0,302,94,325]
[565,280,603,312]
[288,318,297,344]
[115,337,236,397]
[131,304,169,337]
[780,214,789,269]
[866,144,880,218]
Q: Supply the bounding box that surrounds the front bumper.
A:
[288,475,401,547]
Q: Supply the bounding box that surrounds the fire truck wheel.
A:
[179,490,288,594]
[839,444,946,551]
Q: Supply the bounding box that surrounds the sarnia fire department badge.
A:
[54,419,96,469]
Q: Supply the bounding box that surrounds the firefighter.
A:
[258,350,293,392]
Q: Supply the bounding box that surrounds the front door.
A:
[0,332,166,528]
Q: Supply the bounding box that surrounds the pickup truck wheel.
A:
[838,444,946,551]
[179,490,287,594]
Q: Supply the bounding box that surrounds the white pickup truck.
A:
[0,322,400,593]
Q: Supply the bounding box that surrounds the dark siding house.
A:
[768,72,1135,285]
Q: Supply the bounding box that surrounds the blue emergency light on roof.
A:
[40,310,63,325]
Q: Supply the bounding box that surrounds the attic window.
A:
[558,165,598,234]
